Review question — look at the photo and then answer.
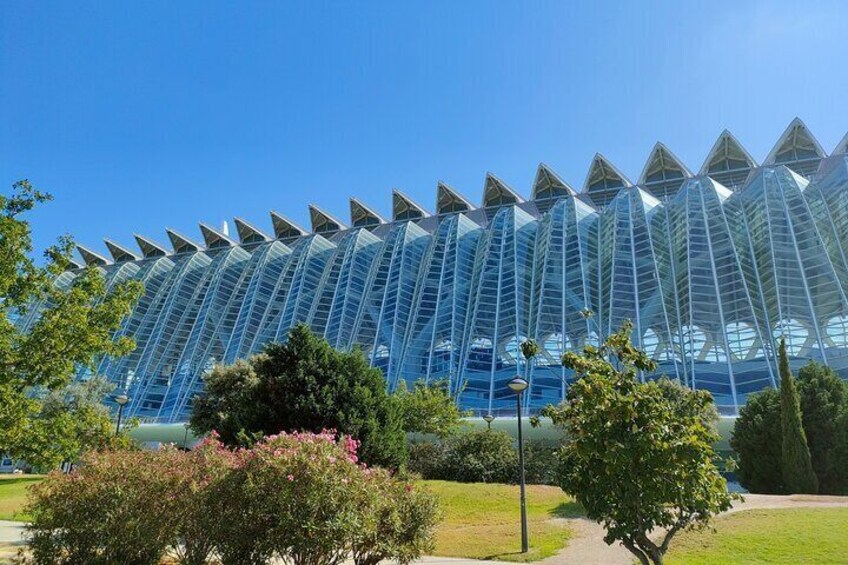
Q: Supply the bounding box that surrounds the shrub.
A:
[778,339,818,494]
[24,449,180,565]
[352,468,440,565]
[523,440,560,485]
[407,441,447,480]
[440,429,517,483]
[730,388,784,493]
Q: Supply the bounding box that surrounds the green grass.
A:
[423,480,580,562]
[666,507,848,565]
[0,475,42,522]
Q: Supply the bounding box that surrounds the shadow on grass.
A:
[550,500,584,519]
[0,478,41,487]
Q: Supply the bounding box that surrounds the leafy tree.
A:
[797,361,848,494]
[395,379,468,438]
[191,324,407,469]
[0,180,142,464]
[542,323,734,565]
[730,388,784,493]
[777,338,818,494]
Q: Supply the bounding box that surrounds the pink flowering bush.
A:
[21,431,440,565]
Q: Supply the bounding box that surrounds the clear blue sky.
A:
[2,1,847,257]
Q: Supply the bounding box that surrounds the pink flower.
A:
[287,474,295,482]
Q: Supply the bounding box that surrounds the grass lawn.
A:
[666,507,848,565]
[0,475,42,522]
[423,480,580,562]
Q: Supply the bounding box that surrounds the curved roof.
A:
[532,163,575,200]
[764,118,826,177]
[638,142,692,200]
[699,129,757,190]
[392,189,428,221]
[436,182,474,214]
[104,239,140,262]
[270,211,307,242]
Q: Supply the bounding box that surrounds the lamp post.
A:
[508,376,529,553]
[483,413,495,431]
[114,394,129,437]
[183,423,191,450]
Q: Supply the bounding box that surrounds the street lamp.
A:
[114,393,129,437]
[508,376,529,553]
[183,423,191,450]
[483,413,495,431]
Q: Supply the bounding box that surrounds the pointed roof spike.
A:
[436,181,474,214]
[134,234,168,258]
[392,189,429,221]
[309,204,346,235]
[638,142,692,184]
[482,172,524,208]
[269,211,308,242]
[582,153,632,207]
[765,117,827,165]
[833,132,848,155]
[199,223,235,249]
[532,163,576,200]
[76,244,110,266]
[699,129,758,174]
[104,239,140,262]
[233,217,270,244]
[166,228,201,254]
[349,197,387,229]
[67,258,83,270]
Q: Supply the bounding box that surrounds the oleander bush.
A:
[21,431,440,565]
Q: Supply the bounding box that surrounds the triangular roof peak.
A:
[638,142,692,184]
[269,211,308,242]
[582,153,632,207]
[76,244,110,267]
[349,198,387,229]
[67,258,83,270]
[308,204,346,235]
[482,173,524,208]
[699,129,758,174]
[392,189,429,221]
[765,117,827,165]
[436,182,474,214]
[833,132,848,155]
[532,163,575,200]
[166,229,202,254]
[199,223,235,249]
[104,239,140,262]
[233,217,270,244]
[134,234,168,258]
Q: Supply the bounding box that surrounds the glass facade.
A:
[19,119,848,420]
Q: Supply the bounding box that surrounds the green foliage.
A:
[796,361,848,494]
[0,180,143,466]
[407,441,448,480]
[777,339,818,494]
[439,429,517,484]
[730,388,784,493]
[395,379,468,438]
[191,324,407,468]
[543,322,735,565]
[522,440,560,486]
[519,338,541,361]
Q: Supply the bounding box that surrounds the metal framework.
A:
[17,118,848,420]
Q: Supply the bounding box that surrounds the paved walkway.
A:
[2,494,847,564]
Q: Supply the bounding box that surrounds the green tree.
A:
[395,379,468,438]
[191,324,407,469]
[0,180,142,464]
[440,429,517,484]
[730,388,784,493]
[542,323,734,565]
[797,361,848,494]
[777,338,818,494]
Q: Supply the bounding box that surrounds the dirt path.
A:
[540,493,848,565]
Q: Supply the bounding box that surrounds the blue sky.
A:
[2,1,847,257]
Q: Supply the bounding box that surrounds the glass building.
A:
[21,118,848,420]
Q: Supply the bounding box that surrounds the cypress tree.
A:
[778,338,818,494]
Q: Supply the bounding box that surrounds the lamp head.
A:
[483,414,495,424]
[507,377,529,393]
[115,394,129,406]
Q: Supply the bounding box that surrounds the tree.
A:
[730,388,784,493]
[777,338,818,494]
[0,180,143,464]
[542,323,735,565]
[797,361,848,494]
[394,379,468,438]
[191,324,407,469]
